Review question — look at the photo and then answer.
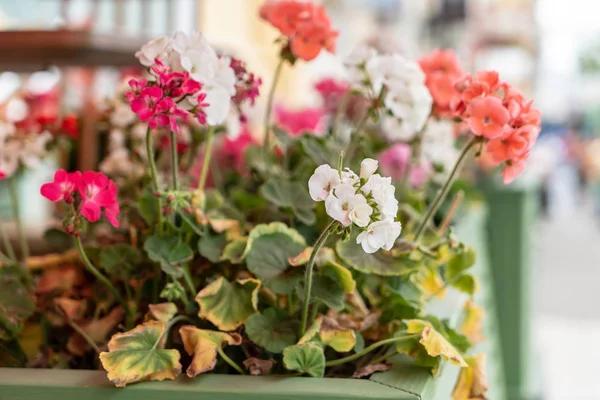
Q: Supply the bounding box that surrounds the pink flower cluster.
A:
[314,78,349,113]
[275,105,325,137]
[41,170,120,230]
[126,60,207,132]
[378,144,432,188]
[260,0,338,61]
[418,49,463,117]
[230,58,262,112]
[449,71,541,183]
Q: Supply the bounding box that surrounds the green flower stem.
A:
[371,350,399,365]
[197,125,215,192]
[181,263,196,298]
[75,236,130,324]
[0,251,12,264]
[0,224,16,263]
[8,176,29,262]
[169,131,180,190]
[145,127,164,234]
[217,346,246,375]
[300,220,338,336]
[413,137,478,242]
[263,58,285,156]
[325,334,419,367]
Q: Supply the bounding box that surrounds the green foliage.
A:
[260,178,315,224]
[144,235,194,278]
[245,308,299,353]
[283,343,326,377]
[100,244,142,278]
[198,232,228,263]
[0,266,35,340]
[0,338,27,367]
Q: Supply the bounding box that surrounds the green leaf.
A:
[245,308,298,353]
[451,274,479,295]
[179,210,205,236]
[198,232,229,263]
[283,343,326,377]
[144,235,193,278]
[321,261,356,293]
[296,275,345,311]
[231,187,267,213]
[0,266,35,339]
[99,321,182,387]
[260,179,316,225]
[139,187,158,226]
[99,244,142,278]
[445,247,476,281]
[354,331,365,352]
[336,234,420,276]
[43,228,73,253]
[195,277,260,331]
[243,222,306,289]
[221,237,248,264]
[0,339,27,367]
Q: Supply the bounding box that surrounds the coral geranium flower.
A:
[466,96,510,139]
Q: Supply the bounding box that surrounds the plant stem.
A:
[145,127,164,234]
[217,346,246,375]
[325,335,419,367]
[197,125,215,192]
[263,58,285,156]
[437,190,465,236]
[300,220,337,335]
[371,350,399,365]
[332,90,350,138]
[0,223,16,263]
[182,263,196,298]
[169,131,179,190]
[8,176,29,262]
[68,319,100,354]
[152,263,160,303]
[74,236,129,320]
[413,137,478,242]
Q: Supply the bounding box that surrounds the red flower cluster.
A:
[260,0,338,61]
[41,170,120,229]
[314,78,349,113]
[126,60,208,131]
[36,113,79,138]
[418,49,463,117]
[450,71,542,184]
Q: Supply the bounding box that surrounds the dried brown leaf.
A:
[352,361,392,378]
[243,358,276,375]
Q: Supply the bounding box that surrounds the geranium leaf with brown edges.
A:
[179,326,242,377]
[99,321,181,387]
[298,316,322,345]
[452,353,489,400]
[195,277,260,331]
[222,237,248,264]
[288,247,313,266]
[461,301,485,345]
[67,307,125,356]
[243,358,276,376]
[320,261,356,293]
[406,320,467,367]
[147,303,178,322]
[245,308,298,353]
[283,342,325,377]
[319,317,357,352]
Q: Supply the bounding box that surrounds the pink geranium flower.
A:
[130,86,164,122]
[275,105,325,137]
[104,198,120,228]
[40,169,81,203]
[501,156,527,184]
[79,171,117,223]
[378,143,432,188]
[486,125,539,164]
[466,96,510,140]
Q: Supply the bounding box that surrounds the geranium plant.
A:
[0,1,541,398]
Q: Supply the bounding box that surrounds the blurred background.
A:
[0,0,599,398]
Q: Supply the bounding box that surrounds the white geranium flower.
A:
[110,103,136,128]
[180,48,219,84]
[360,158,379,179]
[341,168,359,186]
[204,86,232,126]
[108,129,126,151]
[348,203,373,228]
[366,54,425,93]
[356,219,402,254]
[361,174,392,195]
[325,183,368,227]
[5,98,28,122]
[212,56,236,96]
[171,31,211,55]
[135,36,172,67]
[308,164,341,201]
[1,131,52,176]
[345,45,377,84]
[226,112,242,139]
[362,174,398,219]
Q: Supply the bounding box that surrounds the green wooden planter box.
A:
[481,179,540,400]
[0,206,502,400]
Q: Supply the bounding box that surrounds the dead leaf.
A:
[147,303,178,322]
[452,353,488,400]
[460,301,485,345]
[406,320,467,367]
[209,219,239,233]
[53,297,87,324]
[352,361,392,378]
[36,265,85,295]
[418,268,446,298]
[67,307,124,356]
[243,358,276,375]
[179,326,242,377]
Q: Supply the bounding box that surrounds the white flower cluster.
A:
[135,31,236,126]
[309,158,402,254]
[420,119,459,179]
[345,46,432,141]
[0,117,51,178]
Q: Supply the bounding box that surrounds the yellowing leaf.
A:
[298,316,322,345]
[461,301,485,345]
[319,316,356,352]
[147,303,178,323]
[288,247,313,266]
[67,307,124,356]
[452,353,489,400]
[209,218,239,234]
[179,326,242,377]
[406,320,467,367]
[321,261,356,293]
[196,277,260,331]
[99,321,181,387]
[419,268,446,298]
[222,237,248,264]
